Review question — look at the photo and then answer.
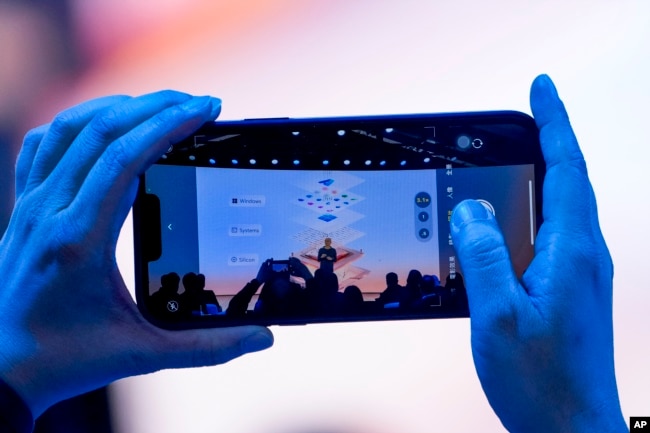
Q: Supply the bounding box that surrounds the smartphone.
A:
[270,260,290,273]
[133,111,544,329]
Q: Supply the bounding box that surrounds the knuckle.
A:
[457,225,508,268]
[8,200,90,266]
[199,340,242,366]
[157,89,189,104]
[49,211,99,264]
[537,232,613,294]
[582,245,613,284]
[140,107,192,148]
[480,302,520,336]
[22,123,48,146]
[103,138,132,173]
[567,156,588,172]
[179,331,244,368]
[89,108,121,142]
[10,197,45,236]
[49,110,81,140]
[151,104,184,127]
[558,234,604,270]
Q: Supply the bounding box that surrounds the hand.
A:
[0,91,274,418]
[450,75,627,432]
[289,257,313,281]
[256,259,273,284]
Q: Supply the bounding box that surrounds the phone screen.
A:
[271,261,290,273]
[134,112,542,327]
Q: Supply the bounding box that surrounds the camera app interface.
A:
[142,162,535,323]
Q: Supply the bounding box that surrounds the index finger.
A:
[524,75,611,299]
[15,123,49,200]
[530,74,597,235]
[67,94,221,243]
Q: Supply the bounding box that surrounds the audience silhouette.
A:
[151,261,469,321]
[399,269,423,310]
[375,272,403,305]
[148,272,183,318]
[178,272,222,316]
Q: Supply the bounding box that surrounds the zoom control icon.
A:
[414,192,433,243]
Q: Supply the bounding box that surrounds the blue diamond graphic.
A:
[318,214,337,222]
[318,179,334,186]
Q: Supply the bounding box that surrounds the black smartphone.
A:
[270,260,290,273]
[133,111,544,329]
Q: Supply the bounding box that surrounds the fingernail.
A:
[538,74,559,99]
[181,95,211,111]
[451,200,491,231]
[241,330,274,353]
[208,97,222,119]
[181,96,221,118]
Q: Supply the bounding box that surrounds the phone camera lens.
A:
[456,135,471,149]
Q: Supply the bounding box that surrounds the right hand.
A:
[450,75,627,433]
[289,257,313,281]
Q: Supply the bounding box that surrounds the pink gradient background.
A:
[8,1,649,432]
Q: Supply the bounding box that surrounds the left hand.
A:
[256,259,273,284]
[0,91,274,418]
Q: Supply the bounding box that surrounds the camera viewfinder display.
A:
[134,112,543,328]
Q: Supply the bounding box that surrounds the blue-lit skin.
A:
[451,75,627,433]
[0,91,273,419]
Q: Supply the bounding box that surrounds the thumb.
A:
[143,326,274,372]
[450,200,523,323]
